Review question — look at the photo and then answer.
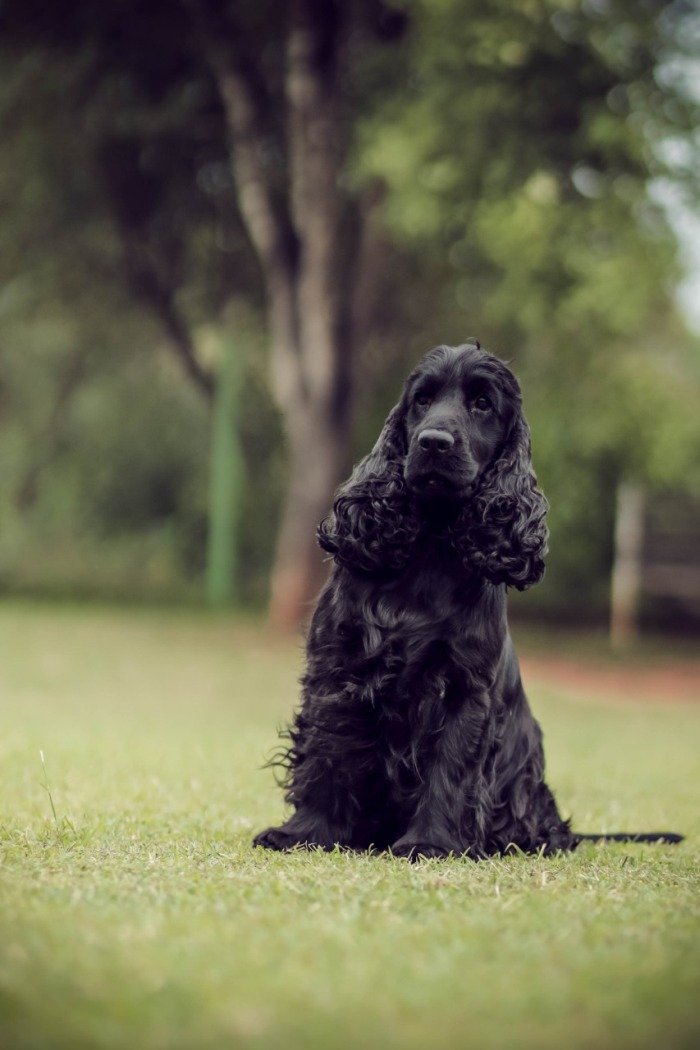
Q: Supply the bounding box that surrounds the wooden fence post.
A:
[610,480,645,649]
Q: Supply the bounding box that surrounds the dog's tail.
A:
[574,831,684,845]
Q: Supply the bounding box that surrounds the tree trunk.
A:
[193,0,376,628]
[269,404,346,629]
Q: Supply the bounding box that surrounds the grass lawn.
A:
[0,601,698,1050]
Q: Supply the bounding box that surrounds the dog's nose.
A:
[418,428,455,453]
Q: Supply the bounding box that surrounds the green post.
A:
[206,338,244,606]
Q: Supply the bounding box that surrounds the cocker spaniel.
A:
[254,342,682,859]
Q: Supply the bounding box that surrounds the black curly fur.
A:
[254,343,682,860]
[317,406,419,576]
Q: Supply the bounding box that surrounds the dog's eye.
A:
[415,394,432,408]
[474,396,492,412]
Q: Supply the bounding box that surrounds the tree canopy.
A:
[0,0,698,620]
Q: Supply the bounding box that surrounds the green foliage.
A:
[354,0,700,610]
[0,304,282,602]
[0,0,698,611]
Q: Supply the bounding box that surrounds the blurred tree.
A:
[182,0,408,627]
[1,0,698,625]
[1,0,407,627]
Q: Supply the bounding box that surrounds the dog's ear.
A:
[456,410,548,590]
[317,402,420,575]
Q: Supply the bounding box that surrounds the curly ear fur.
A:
[317,405,421,575]
[450,413,548,590]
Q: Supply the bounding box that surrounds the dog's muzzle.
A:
[405,432,477,500]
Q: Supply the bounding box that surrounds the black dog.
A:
[255,342,681,859]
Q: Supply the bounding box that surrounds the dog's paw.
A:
[253,826,303,852]
[253,825,339,852]
[390,840,451,862]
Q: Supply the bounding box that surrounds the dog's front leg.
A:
[253,746,358,853]
[253,807,348,853]
[254,692,379,853]
[391,691,493,860]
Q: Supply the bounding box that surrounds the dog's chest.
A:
[357,566,489,677]
[368,565,461,635]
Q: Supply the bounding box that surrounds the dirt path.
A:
[520,656,700,703]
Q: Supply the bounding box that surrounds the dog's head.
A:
[403,343,521,501]
[318,342,548,589]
